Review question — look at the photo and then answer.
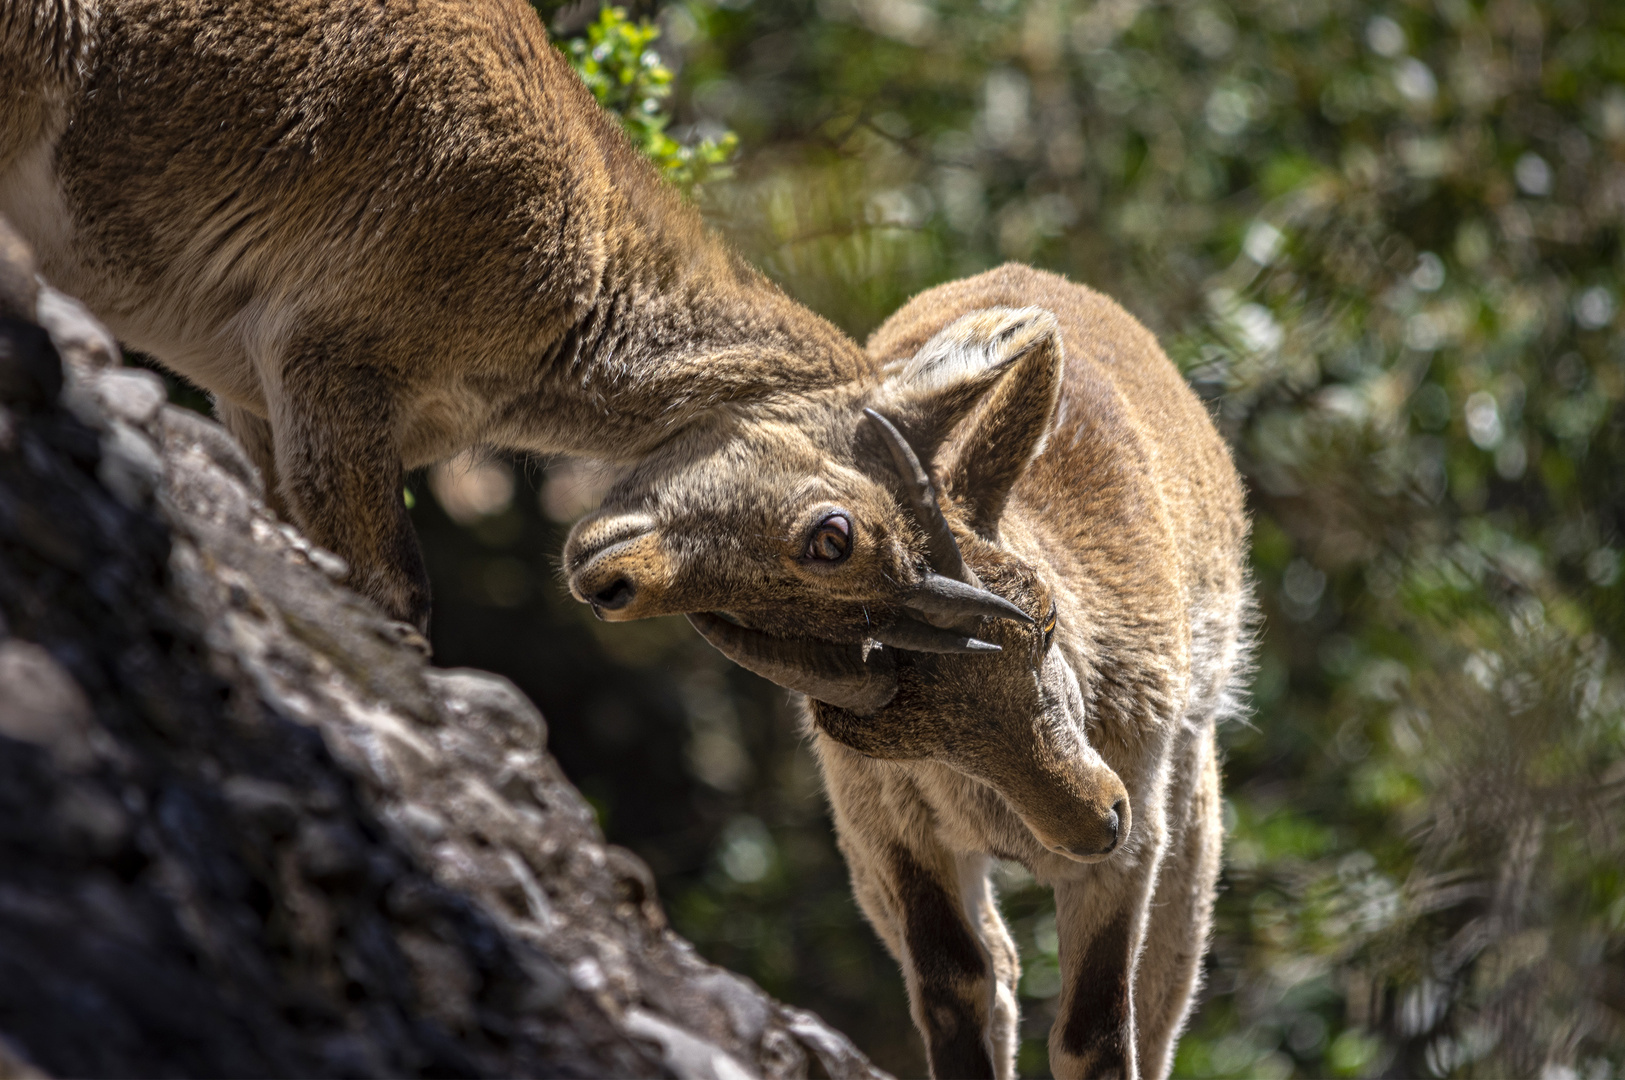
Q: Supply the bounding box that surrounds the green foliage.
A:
[561,6,737,196]
[650,0,1625,1074]
[440,0,1625,1075]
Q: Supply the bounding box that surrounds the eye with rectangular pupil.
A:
[1042,606,1057,635]
[806,512,852,562]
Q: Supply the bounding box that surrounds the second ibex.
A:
[566,265,1254,1079]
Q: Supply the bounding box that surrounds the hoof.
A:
[380,619,432,659]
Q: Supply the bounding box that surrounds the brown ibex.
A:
[0,0,864,630]
[564,265,1253,1078]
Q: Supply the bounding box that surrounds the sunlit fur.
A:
[0,0,866,627]
[567,265,1253,1079]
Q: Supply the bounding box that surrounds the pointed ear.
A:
[869,307,1050,459]
[872,307,1062,533]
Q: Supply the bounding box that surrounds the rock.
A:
[0,317,62,410]
[625,1007,759,1080]
[92,368,167,428]
[33,285,119,371]
[96,419,164,508]
[0,215,889,1080]
[0,640,100,770]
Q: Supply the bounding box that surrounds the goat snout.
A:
[589,574,637,611]
[564,513,673,621]
[1031,779,1132,865]
[1058,797,1127,860]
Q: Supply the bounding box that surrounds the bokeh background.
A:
[165,0,1625,1075]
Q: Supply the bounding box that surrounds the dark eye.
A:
[805,511,852,562]
[1042,603,1058,645]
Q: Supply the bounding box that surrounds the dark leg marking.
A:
[1060,905,1134,1079]
[892,845,995,1080]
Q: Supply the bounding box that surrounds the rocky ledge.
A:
[0,217,885,1080]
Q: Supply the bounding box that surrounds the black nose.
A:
[1061,799,1127,860]
[1100,800,1124,853]
[593,578,636,612]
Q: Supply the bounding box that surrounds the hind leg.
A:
[1130,727,1222,1080]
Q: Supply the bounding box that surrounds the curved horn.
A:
[904,572,1035,629]
[863,408,978,587]
[687,613,898,716]
[869,613,1001,654]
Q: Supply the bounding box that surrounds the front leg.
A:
[1049,875,1149,1080]
[820,743,1010,1078]
[884,843,1001,1079]
[270,341,430,629]
[213,397,288,518]
[959,853,1021,1080]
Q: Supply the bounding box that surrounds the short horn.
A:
[869,613,1001,655]
[863,408,977,586]
[687,613,898,716]
[903,572,1035,629]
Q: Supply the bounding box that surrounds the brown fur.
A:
[0,0,93,174]
[0,0,865,626]
[565,265,1253,1078]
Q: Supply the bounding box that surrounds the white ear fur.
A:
[929,307,1064,532]
[885,306,1061,396]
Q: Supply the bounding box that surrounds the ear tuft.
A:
[887,307,1060,392]
[872,307,1061,463]
[935,308,1064,535]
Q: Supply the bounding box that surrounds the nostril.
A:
[593,578,636,611]
[1094,799,1126,855]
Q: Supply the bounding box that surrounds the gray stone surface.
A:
[0,215,887,1080]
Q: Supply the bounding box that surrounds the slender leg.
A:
[820,746,1000,1079]
[959,853,1021,1080]
[845,852,906,965]
[1049,857,1160,1080]
[1127,728,1222,1080]
[885,842,999,1079]
[213,397,288,518]
[268,340,430,628]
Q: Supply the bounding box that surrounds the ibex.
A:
[563,265,1253,1078]
[0,0,865,630]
